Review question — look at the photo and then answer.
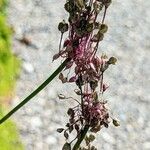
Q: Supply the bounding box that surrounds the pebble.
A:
[30,116,42,129]
[22,62,34,73]
[45,136,57,145]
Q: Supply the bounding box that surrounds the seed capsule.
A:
[57,128,64,133]
[108,57,117,65]
[58,21,68,33]
[103,0,112,8]
[58,94,66,99]
[99,24,108,33]
[93,1,103,14]
[86,23,94,33]
[75,0,85,9]
[112,119,120,127]
[64,2,74,13]
[90,80,98,91]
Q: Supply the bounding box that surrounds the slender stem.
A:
[73,125,90,150]
[100,72,104,93]
[102,6,107,24]
[0,58,71,124]
[66,97,81,105]
[78,74,84,115]
[59,33,63,52]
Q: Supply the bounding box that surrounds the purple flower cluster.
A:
[54,0,119,149]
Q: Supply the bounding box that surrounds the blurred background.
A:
[0,0,150,150]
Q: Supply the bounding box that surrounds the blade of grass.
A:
[0,58,70,124]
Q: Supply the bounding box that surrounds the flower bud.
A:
[67,108,74,116]
[103,0,112,8]
[102,83,109,92]
[64,2,73,13]
[108,57,117,65]
[90,80,98,91]
[58,94,66,99]
[69,76,76,82]
[89,134,96,142]
[91,146,97,150]
[59,72,68,83]
[53,53,60,61]
[59,72,64,80]
[75,0,85,9]
[85,6,91,13]
[86,23,94,33]
[93,1,103,14]
[92,91,98,101]
[112,119,120,127]
[97,32,104,41]
[57,128,64,133]
[58,21,68,33]
[74,89,81,95]
[63,39,70,47]
[99,24,108,33]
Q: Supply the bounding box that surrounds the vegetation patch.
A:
[0,106,24,150]
[0,0,23,149]
[0,10,20,98]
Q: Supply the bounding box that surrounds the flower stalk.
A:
[56,0,119,149]
[73,125,90,150]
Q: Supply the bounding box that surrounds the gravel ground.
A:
[7,0,150,150]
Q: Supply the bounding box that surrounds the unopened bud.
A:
[99,24,108,33]
[113,119,120,127]
[75,0,85,9]
[93,1,103,14]
[58,21,68,33]
[108,57,117,65]
[103,0,112,8]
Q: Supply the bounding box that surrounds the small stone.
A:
[48,87,57,99]
[30,116,42,128]
[23,62,34,73]
[45,136,57,145]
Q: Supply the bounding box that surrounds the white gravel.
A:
[8,0,150,149]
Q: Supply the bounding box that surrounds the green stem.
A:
[0,58,70,124]
[73,125,90,150]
